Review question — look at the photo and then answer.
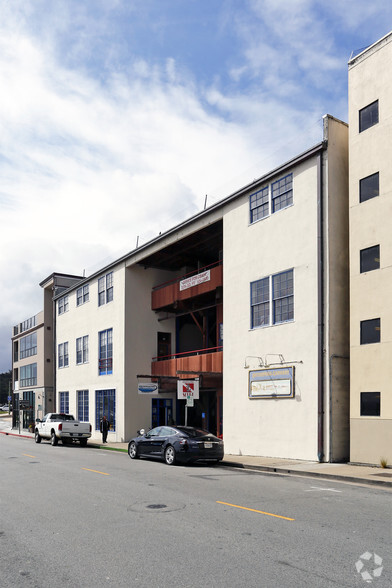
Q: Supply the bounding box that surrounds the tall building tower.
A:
[348,32,392,465]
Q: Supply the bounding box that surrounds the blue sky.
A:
[1,0,392,371]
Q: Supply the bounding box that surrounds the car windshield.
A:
[175,426,211,438]
[51,414,75,421]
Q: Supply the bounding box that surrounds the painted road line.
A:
[217,501,295,521]
[82,467,110,476]
[23,454,36,458]
[306,486,342,493]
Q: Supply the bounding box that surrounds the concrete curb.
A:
[220,461,392,488]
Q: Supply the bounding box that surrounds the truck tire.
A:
[51,431,58,446]
[35,430,41,443]
[80,438,87,447]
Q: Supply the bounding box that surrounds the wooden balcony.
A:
[152,262,223,311]
[151,348,223,378]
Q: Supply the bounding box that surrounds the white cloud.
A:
[1,0,391,371]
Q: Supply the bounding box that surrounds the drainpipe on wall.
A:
[317,152,325,462]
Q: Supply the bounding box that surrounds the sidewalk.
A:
[1,416,391,489]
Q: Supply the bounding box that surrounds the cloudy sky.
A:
[1,0,391,371]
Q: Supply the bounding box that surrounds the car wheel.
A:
[128,441,138,459]
[80,438,87,447]
[164,445,176,466]
[34,430,41,444]
[51,431,58,446]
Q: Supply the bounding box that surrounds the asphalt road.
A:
[1,435,391,588]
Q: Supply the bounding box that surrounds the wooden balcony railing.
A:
[151,346,223,377]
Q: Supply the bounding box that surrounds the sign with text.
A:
[177,379,200,399]
[179,270,210,291]
[249,367,295,399]
[138,383,159,395]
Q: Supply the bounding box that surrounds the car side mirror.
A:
[35,418,41,423]
[138,428,145,436]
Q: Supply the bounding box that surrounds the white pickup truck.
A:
[34,413,92,447]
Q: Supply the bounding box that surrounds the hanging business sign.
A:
[180,270,210,291]
[177,379,200,399]
[138,382,159,395]
[249,367,295,399]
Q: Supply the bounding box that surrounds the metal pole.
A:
[185,403,188,426]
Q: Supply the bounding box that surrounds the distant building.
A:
[11,273,82,428]
[348,32,392,465]
[53,115,350,461]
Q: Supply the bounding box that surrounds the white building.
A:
[54,115,350,461]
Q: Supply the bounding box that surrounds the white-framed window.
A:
[58,342,69,368]
[98,272,114,306]
[77,390,89,421]
[76,336,89,365]
[77,285,89,306]
[251,269,294,329]
[249,173,293,224]
[59,391,69,414]
[99,329,113,375]
[58,295,69,315]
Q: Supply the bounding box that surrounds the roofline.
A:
[349,30,392,66]
[53,140,326,298]
[39,272,84,288]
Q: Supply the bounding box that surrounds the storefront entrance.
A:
[176,389,218,435]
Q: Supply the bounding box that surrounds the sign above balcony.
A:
[179,270,210,291]
[177,379,200,399]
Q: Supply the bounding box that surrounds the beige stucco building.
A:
[349,32,392,465]
[52,115,350,461]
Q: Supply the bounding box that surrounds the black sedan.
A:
[128,425,224,465]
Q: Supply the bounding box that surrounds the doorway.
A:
[151,398,173,428]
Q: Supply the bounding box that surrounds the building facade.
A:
[53,115,350,461]
[11,273,82,428]
[348,32,392,464]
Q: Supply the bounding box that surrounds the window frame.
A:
[76,335,89,365]
[98,273,113,306]
[20,363,37,387]
[98,329,113,375]
[359,100,379,133]
[95,389,116,431]
[249,173,293,225]
[58,342,69,368]
[77,285,89,306]
[360,245,380,273]
[59,391,69,414]
[250,269,294,329]
[20,332,37,359]
[359,172,379,203]
[77,390,89,422]
[360,392,380,417]
[58,295,69,315]
[272,269,294,324]
[360,318,380,345]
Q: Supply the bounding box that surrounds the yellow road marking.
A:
[217,501,295,521]
[23,454,36,458]
[82,467,110,476]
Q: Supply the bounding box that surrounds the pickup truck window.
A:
[50,414,75,421]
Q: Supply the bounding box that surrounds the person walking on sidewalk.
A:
[100,415,110,444]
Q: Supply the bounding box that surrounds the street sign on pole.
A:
[186,396,194,407]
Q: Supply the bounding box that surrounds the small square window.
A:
[360,392,380,416]
[360,318,380,345]
[360,245,380,273]
[359,172,379,203]
[359,100,378,132]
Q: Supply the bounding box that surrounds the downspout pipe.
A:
[317,151,325,462]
